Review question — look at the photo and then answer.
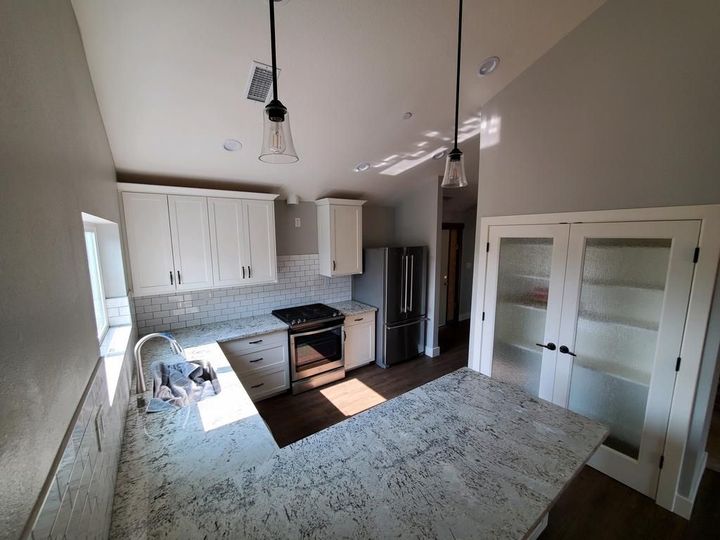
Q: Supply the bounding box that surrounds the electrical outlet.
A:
[294,217,301,228]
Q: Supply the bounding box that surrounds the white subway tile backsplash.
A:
[133,254,352,335]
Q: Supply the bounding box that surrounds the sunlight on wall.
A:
[479,115,502,149]
[319,377,387,416]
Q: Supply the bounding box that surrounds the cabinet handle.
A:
[249,357,264,363]
[248,266,252,278]
[354,318,364,322]
[559,345,576,357]
[177,271,181,285]
[242,266,246,279]
[251,382,264,389]
[249,339,263,345]
[169,271,174,285]
[332,260,336,271]
[536,342,556,351]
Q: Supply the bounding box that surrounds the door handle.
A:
[242,266,246,279]
[409,254,414,311]
[559,345,577,357]
[249,339,263,345]
[248,266,252,278]
[249,357,264,363]
[400,255,406,313]
[170,271,174,285]
[536,342,556,351]
[177,271,181,285]
[333,260,336,271]
[250,382,264,389]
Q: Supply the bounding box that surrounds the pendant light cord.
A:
[269,0,279,101]
[453,0,463,151]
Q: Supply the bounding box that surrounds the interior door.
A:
[122,192,176,296]
[332,205,362,275]
[168,195,214,291]
[480,225,570,401]
[208,197,247,287]
[439,230,450,326]
[242,200,277,284]
[555,221,700,496]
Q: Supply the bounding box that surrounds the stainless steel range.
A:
[272,303,345,394]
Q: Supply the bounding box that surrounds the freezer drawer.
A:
[381,319,426,368]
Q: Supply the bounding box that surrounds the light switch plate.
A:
[294,218,301,228]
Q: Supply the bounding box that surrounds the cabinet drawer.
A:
[344,312,375,327]
[242,366,289,402]
[225,344,287,375]
[220,331,287,356]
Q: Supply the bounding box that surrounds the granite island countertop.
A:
[110,315,607,539]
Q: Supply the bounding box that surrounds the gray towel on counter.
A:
[146,360,221,413]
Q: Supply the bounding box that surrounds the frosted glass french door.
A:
[554,221,700,496]
[480,225,569,401]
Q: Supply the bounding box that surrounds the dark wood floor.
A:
[256,321,719,538]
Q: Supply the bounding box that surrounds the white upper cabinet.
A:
[168,195,214,291]
[243,199,277,284]
[207,198,277,287]
[121,192,177,296]
[316,198,365,277]
[120,184,278,296]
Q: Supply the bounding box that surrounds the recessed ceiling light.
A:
[402,112,413,120]
[433,151,447,160]
[223,139,242,151]
[354,162,371,172]
[478,56,500,77]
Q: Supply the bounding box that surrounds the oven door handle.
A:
[291,324,344,339]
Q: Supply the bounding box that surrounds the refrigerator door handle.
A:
[400,255,406,313]
[409,254,414,312]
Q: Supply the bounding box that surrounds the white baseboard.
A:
[425,345,440,357]
[673,451,708,519]
[459,312,471,321]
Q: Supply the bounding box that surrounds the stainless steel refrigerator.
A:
[352,247,427,368]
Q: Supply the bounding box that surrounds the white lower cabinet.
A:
[220,331,289,402]
[344,311,376,370]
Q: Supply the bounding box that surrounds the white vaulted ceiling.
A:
[72,0,604,205]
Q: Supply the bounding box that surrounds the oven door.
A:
[290,324,344,381]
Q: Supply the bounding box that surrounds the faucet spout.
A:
[133,333,186,398]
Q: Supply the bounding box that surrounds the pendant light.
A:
[441,0,468,188]
[259,0,298,163]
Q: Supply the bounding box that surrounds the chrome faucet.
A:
[134,332,186,402]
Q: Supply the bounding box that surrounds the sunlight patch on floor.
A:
[319,378,386,416]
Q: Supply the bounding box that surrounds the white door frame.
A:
[468,204,720,516]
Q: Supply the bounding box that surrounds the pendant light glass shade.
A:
[259,99,298,163]
[441,148,468,188]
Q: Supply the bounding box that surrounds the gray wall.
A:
[395,177,442,354]
[477,0,720,218]
[474,0,720,503]
[275,201,396,256]
[0,1,121,536]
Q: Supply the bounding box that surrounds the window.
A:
[84,226,109,341]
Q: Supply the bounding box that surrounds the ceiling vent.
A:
[245,61,279,103]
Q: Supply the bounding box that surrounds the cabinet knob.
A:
[559,345,577,357]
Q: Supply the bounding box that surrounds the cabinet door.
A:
[243,200,277,284]
[331,205,362,275]
[122,192,176,296]
[207,198,247,287]
[555,221,699,497]
[345,321,375,370]
[480,224,570,402]
[167,195,214,291]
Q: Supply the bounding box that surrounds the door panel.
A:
[332,205,362,275]
[556,221,700,496]
[122,192,176,296]
[243,200,277,284]
[405,247,427,320]
[385,248,406,325]
[168,195,214,291]
[208,198,247,287]
[384,320,426,367]
[481,225,570,401]
[345,322,375,370]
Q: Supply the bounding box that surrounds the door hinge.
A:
[486,242,490,253]
[659,455,665,469]
[693,247,700,263]
[675,357,681,372]
[481,311,485,321]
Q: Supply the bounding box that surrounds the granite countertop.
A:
[328,299,377,316]
[111,316,607,539]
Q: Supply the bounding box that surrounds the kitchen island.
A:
[110,316,607,539]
